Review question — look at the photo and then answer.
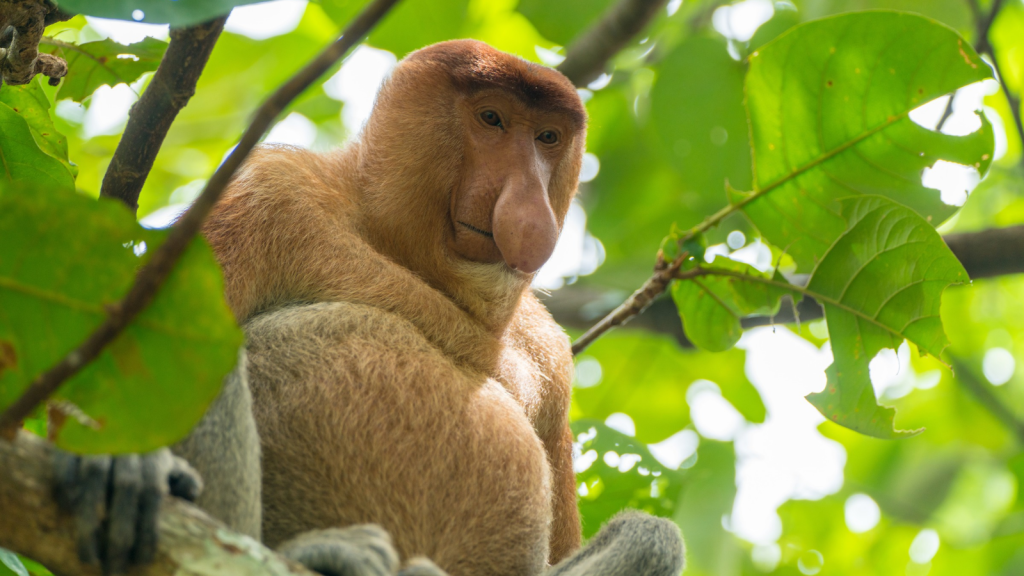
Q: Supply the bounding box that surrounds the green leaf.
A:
[0,183,243,454]
[651,37,753,201]
[516,0,614,46]
[0,94,76,191]
[0,549,28,576]
[53,0,265,26]
[0,78,76,178]
[571,419,684,538]
[40,37,168,103]
[805,196,968,438]
[672,257,797,352]
[742,11,995,270]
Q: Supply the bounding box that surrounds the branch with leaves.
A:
[0,0,403,436]
[570,11,997,439]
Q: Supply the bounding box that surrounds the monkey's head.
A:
[357,40,586,316]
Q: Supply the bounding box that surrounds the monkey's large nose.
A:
[492,179,558,274]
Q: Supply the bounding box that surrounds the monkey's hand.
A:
[277,525,449,576]
[53,448,202,575]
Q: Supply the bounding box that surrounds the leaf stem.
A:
[968,0,1024,173]
[570,110,909,354]
[0,0,404,438]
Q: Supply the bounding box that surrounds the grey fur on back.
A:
[172,350,262,539]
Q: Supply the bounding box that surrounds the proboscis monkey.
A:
[55,40,684,576]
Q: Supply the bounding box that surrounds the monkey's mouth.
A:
[458,221,494,238]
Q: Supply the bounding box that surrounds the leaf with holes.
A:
[52,0,265,26]
[0,183,242,454]
[0,77,76,178]
[672,257,799,352]
[40,37,168,103]
[571,420,685,538]
[740,11,995,271]
[805,196,967,438]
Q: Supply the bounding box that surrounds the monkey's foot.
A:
[398,557,449,576]
[278,525,400,576]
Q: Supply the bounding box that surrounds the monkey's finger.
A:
[74,455,112,566]
[53,450,81,511]
[167,454,202,502]
[131,452,163,566]
[104,455,142,576]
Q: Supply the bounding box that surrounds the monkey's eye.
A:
[480,110,502,127]
[537,130,558,145]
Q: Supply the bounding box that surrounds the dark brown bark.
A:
[0,0,69,87]
[100,17,227,215]
[557,0,667,87]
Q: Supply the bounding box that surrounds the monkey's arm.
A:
[171,351,261,539]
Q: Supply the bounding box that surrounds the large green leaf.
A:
[571,420,684,538]
[0,184,243,454]
[0,78,76,181]
[741,11,995,270]
[41,37,168,103]
[672,256,797,352]
[806,196,968,438]
[53,0,265,26]
[0,96,75,192]
[650,36,752,208]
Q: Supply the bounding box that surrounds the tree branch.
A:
[0,432,318,576]
[0,0,403,436]
[945,224,1024,278]
[968,0,1024,171]
[556,0,667,87]
[553,225,1024,350]
[100,17,227,215]
[0,0,70,88]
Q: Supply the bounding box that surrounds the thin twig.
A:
[0,0,403,436]
[968,0,1024,171]
[950,356,1024,444]
[100,17,227,215]
[557,0,667,87]
[571,252,689,354]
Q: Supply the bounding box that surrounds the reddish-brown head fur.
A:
[357,40,586,324]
